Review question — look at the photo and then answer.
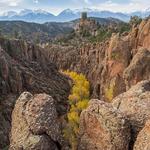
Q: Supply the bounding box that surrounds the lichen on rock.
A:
[9,92,68,150]
[78,99,130,150]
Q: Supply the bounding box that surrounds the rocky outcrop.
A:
[0,38,70,149]
[136,19,150,50]
[75,17,99,36]
[45,44,81,71]
[78,80,150,150]
[123,48,150,89]
[10,92,67,150]
[134,120,150,150]
[78,99,130,150]
[46,18,150,101]
[0,38,70,114]
[79,19,150,100]
[112,80,150,148]
[99,33,131,101]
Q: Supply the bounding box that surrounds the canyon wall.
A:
[0,38,71,149]
[46,18,150,101]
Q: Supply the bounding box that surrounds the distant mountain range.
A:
[0,17,125,43]
[0,8,150,23]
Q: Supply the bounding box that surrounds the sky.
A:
[0,0,150,15]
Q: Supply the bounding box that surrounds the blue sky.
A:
[0,0,150,14]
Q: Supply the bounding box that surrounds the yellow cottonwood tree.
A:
[63,70,90,150]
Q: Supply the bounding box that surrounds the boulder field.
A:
[78,80,150,150]
[10,80,150,150]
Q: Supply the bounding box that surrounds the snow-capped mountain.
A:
[19,9,33,16]
[143,7,150,17]
[0,8,150,23]
[33,9,50,15]
[56,9,79,22]
[3,11,17,17]
[0,9,55,23]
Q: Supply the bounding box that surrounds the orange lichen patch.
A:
[85,114,110,148]
[110,63,124,77]
[107,61,124,77]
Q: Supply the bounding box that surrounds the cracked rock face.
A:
[0,38,71,149]
[134,120,150,150]
[112,80,150,148]
[46,18,150,101]
[9,92,67,150]
[78,99,130,150]
[123,48,150,90]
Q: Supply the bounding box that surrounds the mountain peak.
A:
[33,9,50,14]
[2,11,17,17]
[64,9,72,12]
[19,9,33,16]
[60,9,74,14]
[145,7,150,12]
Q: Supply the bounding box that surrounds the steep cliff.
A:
[46,18,150,101]
[0,38,71,149]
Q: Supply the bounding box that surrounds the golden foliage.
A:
[63,70,90,150]
[105,83,115,102]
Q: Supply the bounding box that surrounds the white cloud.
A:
[91,0,150,12]
[0,0,150,15]
[0,0,21,6]
[71,0,92,5]
[83,0,91,4]
[33,0,39,4]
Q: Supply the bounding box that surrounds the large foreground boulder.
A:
[9,92,67,150]
[78,99,130,150]
[134,120,150,150]
[112,80,150,148]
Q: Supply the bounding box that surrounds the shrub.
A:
[111,52,120,60]
[63,70,90,150]
[88,28,112,43]
[129,16,142,26]
[105,82,116,102]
